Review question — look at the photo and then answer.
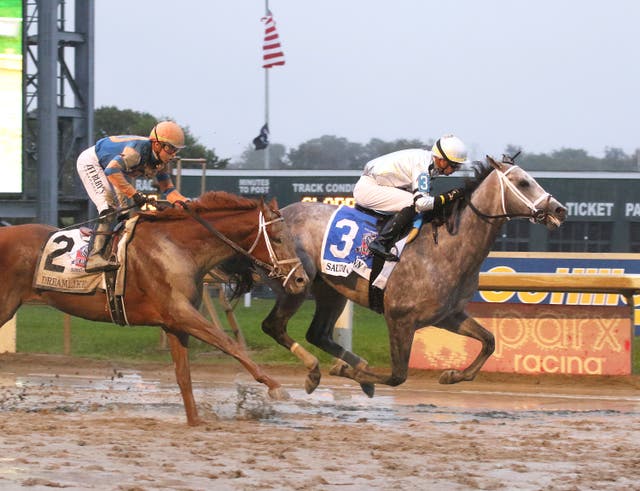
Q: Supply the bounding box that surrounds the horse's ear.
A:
[486,155,503,170]
[268,197,279,210]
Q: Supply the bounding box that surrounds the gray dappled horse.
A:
[261,156,567,396]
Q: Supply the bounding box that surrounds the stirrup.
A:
[85,256,119,273]
[368,242,400,262]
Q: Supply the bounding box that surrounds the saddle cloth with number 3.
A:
[320,205,407,289]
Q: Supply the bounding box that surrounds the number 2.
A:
[44,235,74,273]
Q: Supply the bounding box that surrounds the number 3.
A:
[330,218,358,258]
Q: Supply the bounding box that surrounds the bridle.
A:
[246,210,303,286]
[182,205,303,288]
[466,165,552,224]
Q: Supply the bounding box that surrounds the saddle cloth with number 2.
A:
[32,217,138,294]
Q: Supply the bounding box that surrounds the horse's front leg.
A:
[172,303,290,401]
[262,291,321,394]
[304,280,377,395]
[164,328,202,426]
[434,312,495,384]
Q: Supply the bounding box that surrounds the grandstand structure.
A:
[1,0,93,225]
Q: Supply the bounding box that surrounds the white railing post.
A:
[0,315,16,353]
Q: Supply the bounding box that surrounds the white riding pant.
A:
[353,175,413,213]
[76,147,129,214]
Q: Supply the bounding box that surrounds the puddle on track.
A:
[2,369,639,427]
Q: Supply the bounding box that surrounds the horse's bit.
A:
[247,211,303,286]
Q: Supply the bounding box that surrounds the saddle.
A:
[33,216,139,325]
[354,205,394,228]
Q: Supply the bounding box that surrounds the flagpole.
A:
[264,0,270,170]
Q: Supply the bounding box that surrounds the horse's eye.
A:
[272,237,282,245]
[518,179,530,188]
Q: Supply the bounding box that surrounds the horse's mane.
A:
[137,191,260,222]
[461,160,494,198]
[429,160,494,232]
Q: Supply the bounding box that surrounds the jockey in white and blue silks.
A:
[353,134,469,262]
[76,120,189,272]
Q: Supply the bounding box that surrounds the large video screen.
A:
[0,0,22,193]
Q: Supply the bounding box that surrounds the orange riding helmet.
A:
[149,121,186,150]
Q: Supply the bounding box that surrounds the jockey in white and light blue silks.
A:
[76,120,189,272]
[353,134,470,262]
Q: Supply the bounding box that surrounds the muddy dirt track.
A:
[0,353,639,491]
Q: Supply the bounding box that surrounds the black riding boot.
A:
[368,205,416,262]
[85,209,119,273]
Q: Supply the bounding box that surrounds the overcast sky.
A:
[94,0,639,163]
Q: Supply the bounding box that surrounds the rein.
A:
[466,165,552,224]
[58,203,140,231]
[182,205,302,287]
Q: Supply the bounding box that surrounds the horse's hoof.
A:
[268,386,291,400]
[438,370,461,384]
[305,371,321,394]
[360,383,375,398]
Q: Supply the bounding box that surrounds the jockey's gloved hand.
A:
[445,187,465,202]
[132,191,148,207]
[413,192,433,213]
[433,188,465,212]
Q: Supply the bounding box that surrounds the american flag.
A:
[261,11,285,68]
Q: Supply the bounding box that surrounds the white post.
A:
[333,300,353,351]
[244,292,252,308]
[0,315,16,353]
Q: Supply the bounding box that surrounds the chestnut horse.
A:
[261,156,567,396]
[0,191,308,425]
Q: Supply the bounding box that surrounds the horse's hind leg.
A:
[164,328,203,426]
[0,280,29,326]
[261,292,322,394]
[305,280,375,395]
[435,312,495,384]
[328,315,419,391]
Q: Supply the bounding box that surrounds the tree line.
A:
[97,107,639,172]
[236,137,639,172]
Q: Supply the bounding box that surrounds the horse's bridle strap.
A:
[182,206,302,287]
[182,206,274,272]
[467,165,553,223]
